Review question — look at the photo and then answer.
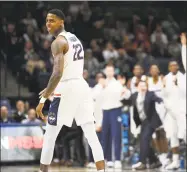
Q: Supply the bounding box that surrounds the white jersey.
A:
[54,31,84,94]
[163,72,185,112]
[148,76,166,123]
[148,76,163,98]
[58,31,84,81]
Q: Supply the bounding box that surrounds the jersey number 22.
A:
[73,44,83,61]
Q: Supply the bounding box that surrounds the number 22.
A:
[73,44,83,61]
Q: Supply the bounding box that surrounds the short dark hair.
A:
[48,9,65,20]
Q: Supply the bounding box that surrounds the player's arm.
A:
[42,37,68,98]
[180,33,186,71]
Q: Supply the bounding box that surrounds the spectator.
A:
[84,49,100,77]
[6,22,24,66]
[38,40,51,61]
[22,12,38,30]
[25,60,36,75]
[21,108,41,124]
[151,24,168,56]
[132,30,151,54]
[0,106,13,123]
[23,25,40,48]
[116,48,134,75]
[168,36,181,58]
[78,2,93,42]
[12,40,38,76]
[0,99,12,113]
[24,60,41,93]
[92,19,104,41]
[83,69,95,88]
[36,60,50,91]
[90,39,104,62]
[23,41,39,61]
[25,101,30,113]
[136,48,154,74]
[12,100,27,122]
[40,25,53,42]
[102,42,119,62]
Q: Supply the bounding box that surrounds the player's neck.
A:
[152,75,159,79]
[136,75,141,79]
[153,75,159,83]
[54,28,65,38]
[172,71,178,75]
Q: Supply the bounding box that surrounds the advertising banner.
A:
[1,124,44,162]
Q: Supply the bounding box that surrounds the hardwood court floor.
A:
[1,166,186,172]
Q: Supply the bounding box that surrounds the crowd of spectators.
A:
[0,99,42,124]
[1,2,186,97]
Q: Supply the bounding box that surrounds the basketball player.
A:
[179,33,186,142]
[180,32,186,72]
[35,9,105,172]
[127,64,144,138]
[148,64,170,168]
[127,64,144,94]
[163,60,186,170]
[101,65,123,169]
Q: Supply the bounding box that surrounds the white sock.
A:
[173,154,179,162]
[98,170,105,172]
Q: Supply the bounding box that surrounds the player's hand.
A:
[96,127,102,132]
[39,88,46,98]
[36,103,45,120]
[180,33,186,45]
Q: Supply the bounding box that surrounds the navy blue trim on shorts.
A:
[48,97,61,126]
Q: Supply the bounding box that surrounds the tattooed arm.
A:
[42,36,68,98]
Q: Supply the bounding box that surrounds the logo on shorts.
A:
[48,112,56,123]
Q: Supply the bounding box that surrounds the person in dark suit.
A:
[122,79,163,170]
